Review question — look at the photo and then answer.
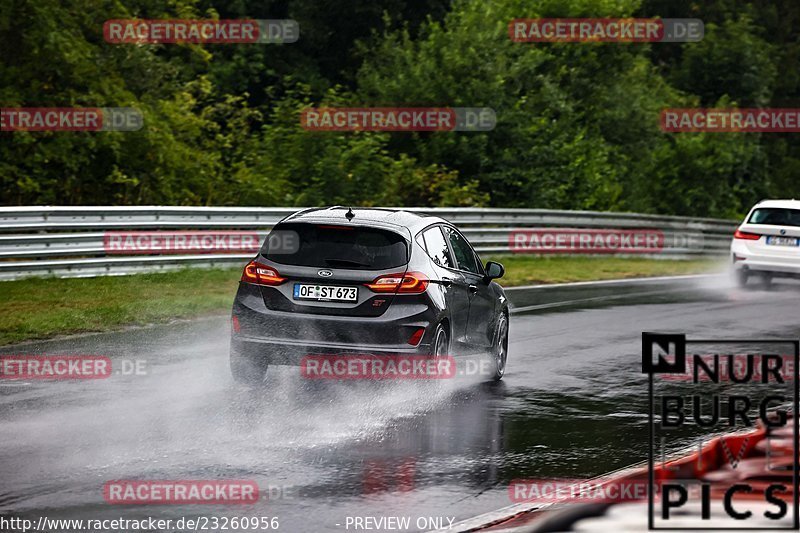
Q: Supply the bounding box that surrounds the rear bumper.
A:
[731,242,800,276]
[731,241,800,277]
[733,261,800,277]
[231,285,439,365]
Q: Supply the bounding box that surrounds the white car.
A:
[731,199,800,286]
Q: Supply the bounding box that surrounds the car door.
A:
[420,225,469,351]
[442,226,496,351]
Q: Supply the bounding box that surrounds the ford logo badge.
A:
[318,270,333,277]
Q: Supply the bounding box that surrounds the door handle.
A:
[440,277,453,288]
[468,284,478,294]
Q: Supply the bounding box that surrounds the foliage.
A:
[1,0,798,217]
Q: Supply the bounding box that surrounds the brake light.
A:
[241,260,286,285]
[366,271,429,294]
[734,229,761,241]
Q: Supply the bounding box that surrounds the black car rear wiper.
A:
[323,258,371,268]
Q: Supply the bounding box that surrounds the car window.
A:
[422,226,454,268]
[264,223,408,269]
[748,208,800,227]
[443,226,479,274]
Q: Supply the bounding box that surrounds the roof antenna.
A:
[345,207,355,221]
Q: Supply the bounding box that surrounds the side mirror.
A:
[484,261,504,282]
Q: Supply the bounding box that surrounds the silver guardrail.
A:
[0,206,738,280]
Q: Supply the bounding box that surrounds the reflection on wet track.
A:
[1,276,800,531]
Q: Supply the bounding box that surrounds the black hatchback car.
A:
[230,207,508,384]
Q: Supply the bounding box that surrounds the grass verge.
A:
[0,256,722,346]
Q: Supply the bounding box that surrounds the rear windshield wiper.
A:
[324,258,371,268]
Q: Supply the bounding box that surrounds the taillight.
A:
[734,229,761,241]
[241,260,286,286]
[366,271,429,294]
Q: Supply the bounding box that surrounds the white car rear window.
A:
[748,208,800,227]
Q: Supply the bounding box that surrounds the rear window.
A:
[748,208,800,227]
[263,223,408,270]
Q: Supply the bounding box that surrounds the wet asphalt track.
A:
[1,275,800,532]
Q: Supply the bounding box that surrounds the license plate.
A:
[766,236,800,247]
[293,284,358,302]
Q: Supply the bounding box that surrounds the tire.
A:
[230,342,268,386]
[736,270,749,288]
[762,273,773,289]
[491,312,509,381]
[428,323,451,381]
[432,323,449,358]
